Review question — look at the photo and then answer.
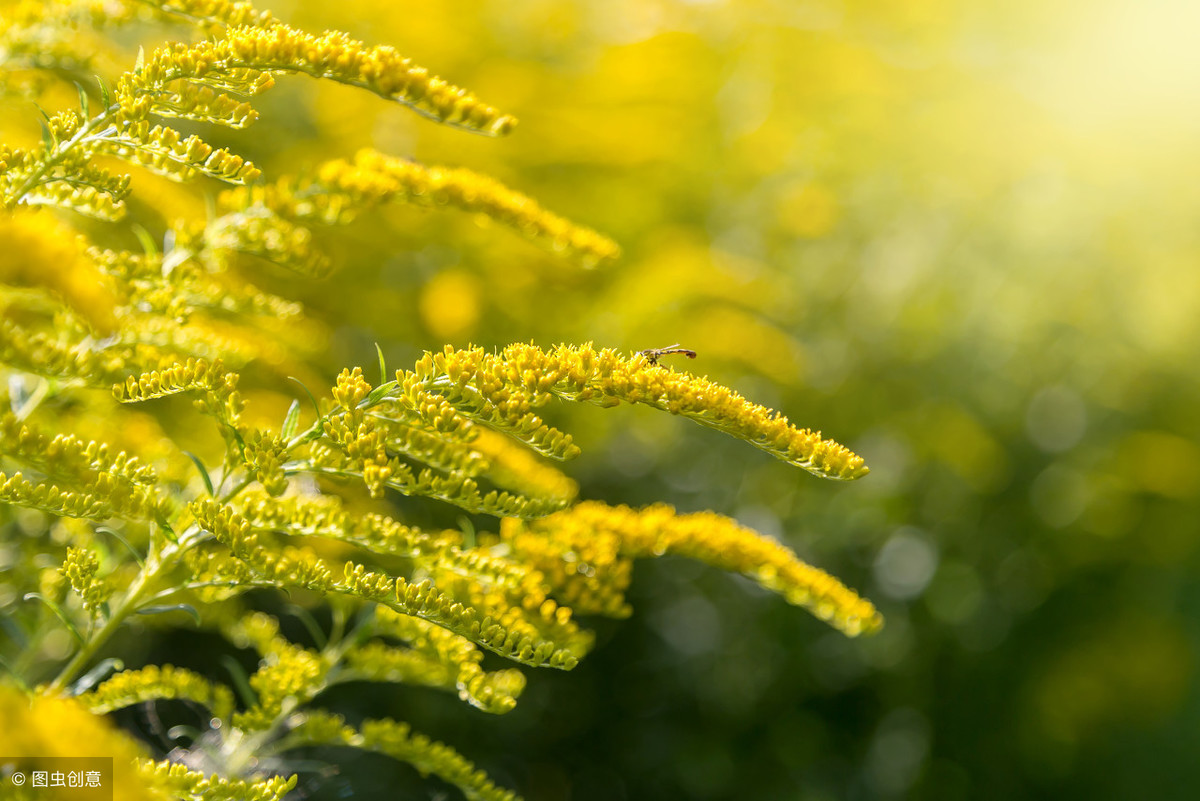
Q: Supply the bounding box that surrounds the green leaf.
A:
[71,658,124,696]
[457,515,477,549]
[137,604,202,626]
[155,518,180,545]
[132,224,159,257]
[95,526,145,567]
[221,654,257,709]
[289,376,322,419]
[75,81,90,119]
[23,593,85,646]
[134,46,145,73]
[375,342,388,386]
[281,399,302,439]
[364,380,398,407]
[184,451,215,496]
[96,75,111,109]
[285,604,328,650]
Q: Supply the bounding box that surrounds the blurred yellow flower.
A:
[0,684,162,801]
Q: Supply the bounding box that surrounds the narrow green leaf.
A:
[137,604,202,626]
[288,377,324,442]
[95,526,144,568]
[375,343,388,387]
[285,604,328,650]
[281,399,302,439]
[134,46,145,73]
[457,515,477,549]
[75,81,90,118]
[96,75,111,109]
[71,658,124,696]
[23,593,85,646]
[131,224,158,257]
[155,518,179,545]
[184,451,215,496]
[221,655,257,709]
[363,380,398,407]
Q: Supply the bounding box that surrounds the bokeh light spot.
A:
[873,527,939,600]
[1025,385,1087,453]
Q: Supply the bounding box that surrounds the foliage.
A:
[0,1,881,799]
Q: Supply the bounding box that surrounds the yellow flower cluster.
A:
[59,546,112,616]
[126,23,515,135]
[358,717,522,801]
[495,514,634,619]
[346,607,526,714]
[223,149,621,267]
[234,641,328,731]
[0,469,160,521]
[470,427,580,504]
[371,570,582,669]
[189,498,584,669]
[197,207,330,277]
[315,367,569,515]
[241,429,289,495]
[0,318,112,382]
[290,710,521,801]
[505,501,883,637]
[113,357,230,402]
[114,358,245,430]
[0,0,137,96]
[90,242,304,322]
[190,498,261,557]
[420,343,869,480]
[0,412,157,486]
[102,121,260,184]
[415,543,588,662]
[18,156,131,220]
[150,81,259,127]
[137,759,295,801]
[216,608,284,653]
[149,0,278,30]
[234,489,460,557]
[81,664,236,722]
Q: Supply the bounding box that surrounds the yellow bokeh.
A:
[418,268,483,340]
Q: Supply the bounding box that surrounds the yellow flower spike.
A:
[345,609,526,714]
[127,23,517,136]
[147,0,278,30]
[471,427,580,504]
[287,711,520,801]
[59,546,112,617]
[505,502,882,637]
[80,664,236,723]
[219,149,620,267]
[137,760,295,801]
[416,343,866,480]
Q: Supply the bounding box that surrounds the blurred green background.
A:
[248,0,1200,798]
[16,0,1200,797]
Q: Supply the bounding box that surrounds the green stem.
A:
[3,105,120,207]
[45,550,162,695]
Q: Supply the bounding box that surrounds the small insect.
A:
[639,344,697,365]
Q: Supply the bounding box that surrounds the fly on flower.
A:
[639,344,697,365]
